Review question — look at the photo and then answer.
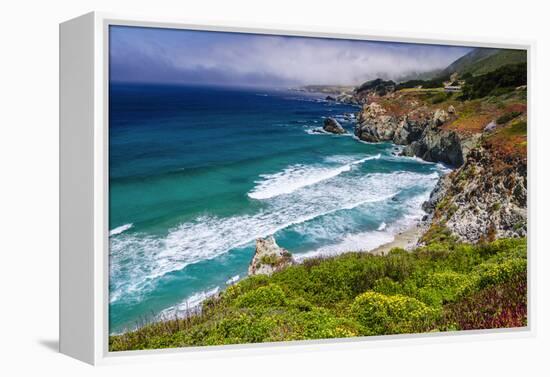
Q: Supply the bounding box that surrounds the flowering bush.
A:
[234,284,288,309]
[351,291,437,335]
[442,272,527,330]
[110,237,527,351]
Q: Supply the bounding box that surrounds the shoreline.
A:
[370,222,426,256]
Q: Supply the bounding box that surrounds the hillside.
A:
[460,49,527,76]
[110,237,526,350]
[441,48,527,78]
[441,48,499,77]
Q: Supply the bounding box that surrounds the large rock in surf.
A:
[323,117,347,134]
[248,236,293,276]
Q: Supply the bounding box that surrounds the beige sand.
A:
[370,224,425,256]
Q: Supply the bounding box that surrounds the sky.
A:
[109,25,473,87]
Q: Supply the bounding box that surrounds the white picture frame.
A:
[59,11,535,365]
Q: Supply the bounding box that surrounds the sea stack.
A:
[323,117,346,134]
[248,236,293,276]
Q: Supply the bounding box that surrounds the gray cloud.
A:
[110,26,472,86]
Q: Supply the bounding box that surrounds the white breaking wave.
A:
[109,223,133,237]
[294,231,395,262]
[305,127,329,135]
[109,169,439,305]
[157,286,220,320]
[293,190,432,262]
[226,275,240,285]
[247,154,381,200]
[435,162,453,174]
[304,127,353,137]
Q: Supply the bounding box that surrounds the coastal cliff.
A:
[352,85,527,243]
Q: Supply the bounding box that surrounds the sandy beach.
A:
[370,223,426,255]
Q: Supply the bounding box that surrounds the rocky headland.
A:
[351,84,527,244]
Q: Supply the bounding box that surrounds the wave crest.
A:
[109,168,437,305]
[109,223,133,237]
[247,154,381,200]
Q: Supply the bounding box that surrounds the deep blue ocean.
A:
[109,83,446,333]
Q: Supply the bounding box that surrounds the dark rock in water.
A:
[323,117,346,134]
[248,236,293,276]
[325,95,336,101]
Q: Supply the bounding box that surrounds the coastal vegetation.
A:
[459,63,527,100]
[109,46,528,351]
[110,237,527,350]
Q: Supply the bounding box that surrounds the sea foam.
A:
[293,189,432,262]
[109,168,438,305]
[247,154,380,200]
[109,223,133,237]
[158,286,220,320]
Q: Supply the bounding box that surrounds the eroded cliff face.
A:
[355,102,465,167]
[424,146,527,243]
[353,90,527,243]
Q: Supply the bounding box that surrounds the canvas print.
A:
[108,25,527,351]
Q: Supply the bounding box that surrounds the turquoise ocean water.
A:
[108,83,446,333]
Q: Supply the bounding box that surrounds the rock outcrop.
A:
[323,117,346,134]
[355,103,464,167]
[402,128,464,167]
[427,147,527,243]
[350,85,527,244]
[354,103,397,142]
[335,93,360,105]
[355,78,396,97]
[248,236,293,276]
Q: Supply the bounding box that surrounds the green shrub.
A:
[351,291,437,335]
[373,277,402,295]
[430,92,449,104]
[496,111,522,125]
[502,121,527,137]
[110,238,527,351]
[475,258,527,289]
[203,313,278,345]
[416,271,474,306]
[296,308,359,339]
[460,63,527,100]
[234,284,288,309]
[442,272,527,331]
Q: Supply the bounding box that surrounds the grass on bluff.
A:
[110,237,527,351]
[485,118,527,158]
